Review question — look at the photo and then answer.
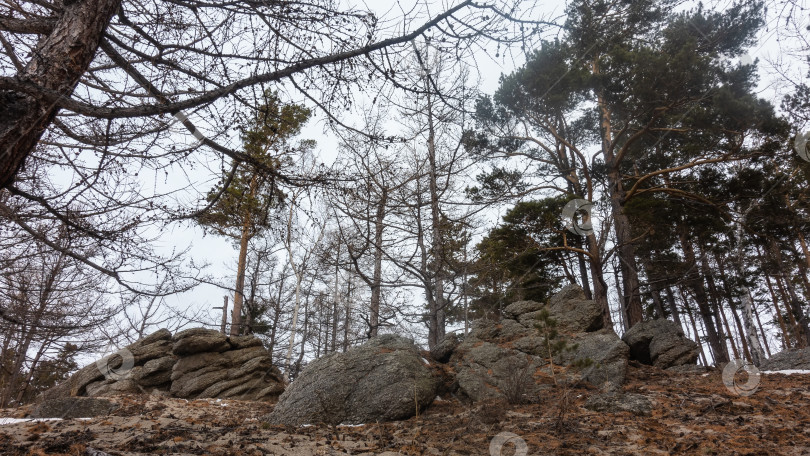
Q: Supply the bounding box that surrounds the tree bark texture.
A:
[1,0,122,189]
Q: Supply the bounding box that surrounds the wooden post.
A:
[221,296,228,335]
[213,296,228,335]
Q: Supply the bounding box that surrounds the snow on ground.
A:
[0,417,91,425]
[761,369,810,375]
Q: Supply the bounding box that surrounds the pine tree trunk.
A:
[680,287,709,366]
[752,300,772,357]
[0,0,122,189]
[678,230,728,364]
[758,245,791,349]
[769,239,810,347]
[576,237,592,300]
[230,175,257,336]
[797,230,810,269]
[586,233,612,327]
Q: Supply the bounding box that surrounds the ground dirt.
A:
[1,363,808,455]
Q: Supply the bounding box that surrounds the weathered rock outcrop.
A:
[266,335,438,425]
[621,318,699,369]
[760,347,810,371]
[439,284,630,402]
[41,329,174,401]
[39,328,284,403]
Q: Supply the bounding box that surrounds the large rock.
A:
[38,329,173,402]
[39,329,284,403]
[622,319,698,369]
[760,347,810,371]
[516,285,603,333]
[441,285,634,402]
[503,300,545,319]
[451,341,545,402]
[265,335,438,425]
[553,329,630,389]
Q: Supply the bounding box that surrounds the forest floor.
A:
[1,363,809,456]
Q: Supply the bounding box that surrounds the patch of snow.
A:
[338,423,365,427]
[421,357,430,364]
[762,369,810,375]
[701,373,710,377]
[0,418,62,425]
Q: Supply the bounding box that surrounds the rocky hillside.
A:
[8,285,810,454]
[1,364,809,455]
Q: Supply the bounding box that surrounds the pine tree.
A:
[197,92,313,335]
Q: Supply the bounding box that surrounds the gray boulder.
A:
[451,340,546,402]
[554,329,629,389]
[514,285,603,333]
[549,283,587,308]
[622,318,698,369]
[760,347,810,371]
[265,335,438,425]
[446,286,630,401]
[32,397,118,419]
[503,300,545,319]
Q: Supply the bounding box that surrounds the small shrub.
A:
[501,361,535,404]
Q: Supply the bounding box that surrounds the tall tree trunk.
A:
[343,274,353,351]
[230,175,258,336]
[0,0,122,189]
[699,249,738,357]
[425,89,446,349]
[752,300,772,357]
[595,73,642,327]
[680,287,709,367]
[641,257,667,320]
[678,229,728,364]
[715,252,756,362]
[612,260,629,332]
[369,191,387,337]
[586,233,612,328]
[576,237,592,300]
[769,239,810,347]
[758,245,791,349]
[332,254,340,353]
[664,285,683,328]
[797,230,810,269]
